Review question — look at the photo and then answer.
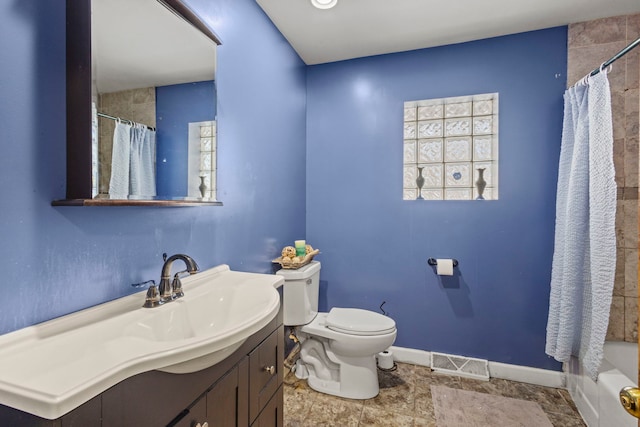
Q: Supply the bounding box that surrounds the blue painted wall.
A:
[156,80,216,197]
[0,0,569,372]
[0,0,306,334]
[306,28,567,370]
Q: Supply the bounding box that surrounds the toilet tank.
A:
[276,261,320,326]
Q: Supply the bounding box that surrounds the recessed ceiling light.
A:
[311,0,337,9]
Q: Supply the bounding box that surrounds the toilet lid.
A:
[326,308,396,336]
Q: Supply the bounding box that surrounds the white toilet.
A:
[277,261,397,399]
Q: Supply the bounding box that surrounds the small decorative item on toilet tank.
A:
[295,240,306,257]
[274,243,319,269]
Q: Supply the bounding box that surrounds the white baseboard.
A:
[387,346,565,389]
[488,361,565,388]
[388,346,431,366]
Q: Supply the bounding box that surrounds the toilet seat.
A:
[326,308,396,336]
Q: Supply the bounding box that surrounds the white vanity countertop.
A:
[0,265,283,420]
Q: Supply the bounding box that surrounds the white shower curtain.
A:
[109,121,131,199]
[108,121,156,199]
[129,124,157,198]
[545,72,617,380]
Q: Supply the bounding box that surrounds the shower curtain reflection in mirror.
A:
[108,120,157,199]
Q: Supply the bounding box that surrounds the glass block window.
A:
[188,121,217,200]
[199,121,217,200]
[403,93,498,200]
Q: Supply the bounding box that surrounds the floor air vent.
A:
[430,352,489,381]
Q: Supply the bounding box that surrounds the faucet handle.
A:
[144,284,164,308]
[131,279,155,289]
[171,270,189,298]
[133,280,163,308]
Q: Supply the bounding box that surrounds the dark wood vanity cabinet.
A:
[249,327,282,424]
[0,396,102,427]
[167,323,284,427]
[0,312,284,427]
[251,385,283,427]
[169,359,249,427]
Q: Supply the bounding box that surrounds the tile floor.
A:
[283,362,586,426]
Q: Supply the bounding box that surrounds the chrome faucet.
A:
[143,253,199,308]
[159,253,199,302]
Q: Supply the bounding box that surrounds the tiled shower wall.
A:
[567,14,640,342]
[97,87,156,195]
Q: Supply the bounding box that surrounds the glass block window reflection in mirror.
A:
[403,93,498,200]
[188,120,217,200]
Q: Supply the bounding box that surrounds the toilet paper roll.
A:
[377,350,394,370]
[436,258,454,276]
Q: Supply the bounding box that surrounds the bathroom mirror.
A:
[55,0,222,206]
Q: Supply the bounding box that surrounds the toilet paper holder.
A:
[427,258,459,267]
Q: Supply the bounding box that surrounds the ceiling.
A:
[256,0,640,65]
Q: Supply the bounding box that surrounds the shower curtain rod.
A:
[580,36,640,81]
[97,112,155,131]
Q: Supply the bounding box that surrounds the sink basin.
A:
[0,265,282,420]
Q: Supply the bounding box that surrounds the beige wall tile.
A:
[133,87,155,105]
[616,199,625,247]
[624,296,638,342]
[625,47,639,90]
[567,42,628,88]
[611,58,631,94]
[627,14,640,43]
[568,16,627,48]
[624,248,638,297]
[624,137,639,187]
[607,296,625,340]
[623,199,638,249]
[625,14,640,89]
[614,248,625,296]
[612,90,626,141]
[98,117,115,193]
[626,89,639,139]
[131,103,156,127]
[614,138,626,186]
[569,14,640,341]
[106,89,132,106]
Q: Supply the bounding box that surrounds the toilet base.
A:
[308,358,380,399]
[296,347,381,399]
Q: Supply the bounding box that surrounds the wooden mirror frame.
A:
[53,0,222,207]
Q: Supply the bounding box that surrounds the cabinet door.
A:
[206,359,248,427]
[252,385,283,427]
[249,327,283,423]
[170,397,207,427]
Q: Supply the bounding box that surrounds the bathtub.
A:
[566,341,638,427]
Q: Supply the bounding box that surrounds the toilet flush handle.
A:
[306,279,312,285]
